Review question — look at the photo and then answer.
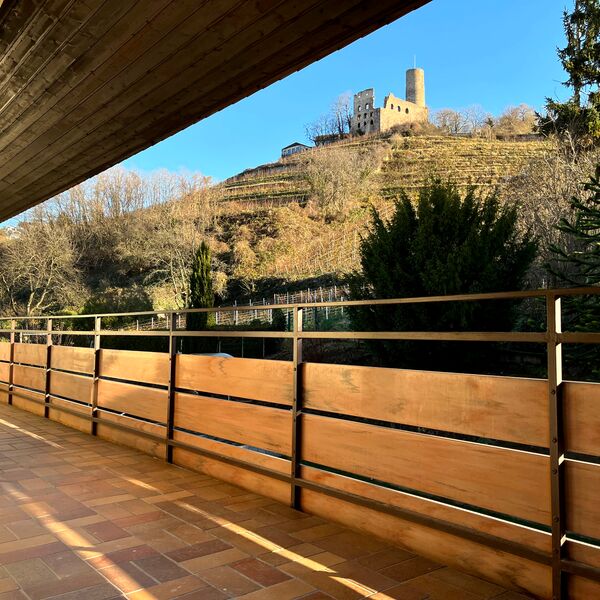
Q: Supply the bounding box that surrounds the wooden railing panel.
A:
[95,410,165,458]
[97,378,167,424]
[13,364,45,391]
[301,413,550,524]
[564,381,600,457]
[48,396,91,433]
[174,392,291,454]
[300,465,550,553]
[99,349,169,386]
[174,430,290,475]
[51,346,95,374]
[14,342,46,367]
[304,363,549,447]
[566,459,600,541]
[12,389,45,416]
[175,355,293,405]
[0,362,9,383]
[49,371,92,404]
[0,344,10,362]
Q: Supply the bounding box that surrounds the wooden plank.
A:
[12,389,45,416]
[0,362,9,383]
[13,342,46,367]
[300,490,551,600]
[174,392,291,455]
[564,381,600,457]
[97,378,167,424]
[304,363,548,447]
[566,539,600,569]
[300,466,550,554]
[172,446,290,505]
[0,343,10,362]
[175,355,293,405]
[100,348,169,386]
[566,459,600,541]
[301,414,550,525]
[13,364,46,391]
[48,397,92,433]
[173,430,290,476]
[95,410,165,458]
[49,371,92,404]
[570,576,600,600]
[51,345,95,374]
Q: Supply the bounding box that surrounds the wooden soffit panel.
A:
[0,0,429,221]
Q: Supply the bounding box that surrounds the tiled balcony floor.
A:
[0,403,533,600]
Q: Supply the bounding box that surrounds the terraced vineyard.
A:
[219,135,550,207]
[215,135,551,280]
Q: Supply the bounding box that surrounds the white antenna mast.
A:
[414,55,416,69]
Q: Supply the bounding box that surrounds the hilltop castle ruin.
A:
[351,68,428,135]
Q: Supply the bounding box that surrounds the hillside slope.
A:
[214,135,550,285]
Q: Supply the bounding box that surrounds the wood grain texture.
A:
[0,344,11,362]
[97,378,167,423]
[175,354,293,405]
[301,413,550,524]
[0,361,9,383]
[304,363,548,446]
[174,392,291,454]
[300,465,550,553]
[564,381,600,457]
[566,459,600,541]
[49,371,92,404]
[300,490,551,600]
[173,430,291,475]
[99,348,169,386]
[13,342,46,367]
[48,396,92,433]
[172,446,290,504]
[51,345,95,374]
[95,410,165,458]
[13,364,45,391]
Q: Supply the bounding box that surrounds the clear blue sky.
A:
[121,0,570,182]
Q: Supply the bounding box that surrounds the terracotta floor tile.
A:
[133,554,189,583]
[236,577,314,599]
[380,556,443,583]
[0,404,523,600]
[200,565,261,596]
[232,557,291,587]
[98,561,156,594]
[127,575,208,600]
[84,520,130,542]
[166,539,231,563]
[5,558,59,589]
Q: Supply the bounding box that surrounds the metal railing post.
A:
[290,305,303,508]
[90,316,101,435]
[547,292,565,600]
[44,318,52,418]
[7,319,15,405]
[166,312,177,463]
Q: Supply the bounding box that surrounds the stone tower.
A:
[405,68,425,107]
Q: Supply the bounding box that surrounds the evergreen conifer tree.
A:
[186,241,214,353]
[349,180,537,370]
[539,0,600,145]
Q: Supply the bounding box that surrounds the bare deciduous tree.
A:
[305,92,353,143]
[494,104,537,135]
[0,214,83,315]
[502,141,600,286]
[302,144,386,221]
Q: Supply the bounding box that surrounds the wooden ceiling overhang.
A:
[0,0,429,221]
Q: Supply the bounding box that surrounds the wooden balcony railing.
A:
[1,287,599,600]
